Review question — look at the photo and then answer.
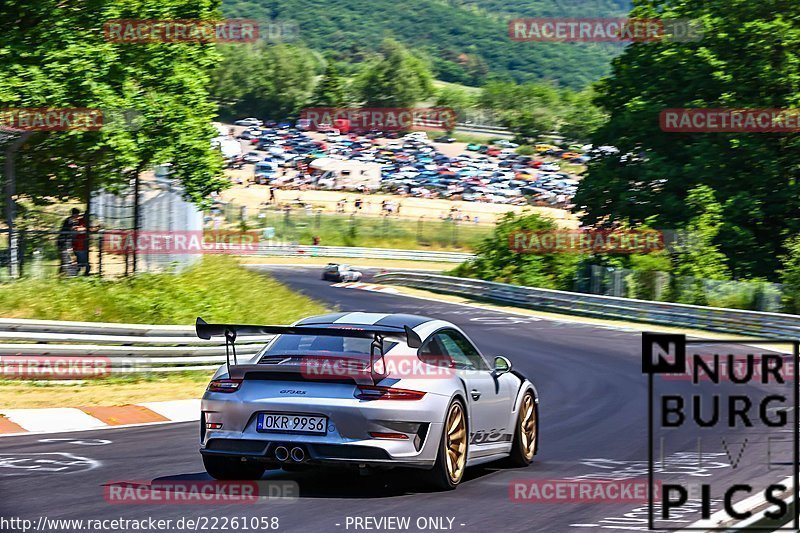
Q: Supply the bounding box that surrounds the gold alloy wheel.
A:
[520,394,537,461]
[445,402,467,483]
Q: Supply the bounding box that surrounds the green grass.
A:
[0,256,328,324]
[242,210,493,251]
[431,80,482,95]
[0,371,216,408]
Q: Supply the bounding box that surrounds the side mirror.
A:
[494,356,512,375]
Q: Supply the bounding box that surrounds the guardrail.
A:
[454,123,514,138]
[250,245,474,263]
[372,272,800,339]
[0,318,273,374]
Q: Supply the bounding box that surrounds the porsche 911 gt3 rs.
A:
[196,312,539,489]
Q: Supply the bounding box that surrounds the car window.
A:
[263,334,397,356]
[417,334,453,367]
[438,329,489,370]
[419,329,488,371]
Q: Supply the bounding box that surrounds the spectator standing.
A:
[72,212,91,275]
[56,208,80,275]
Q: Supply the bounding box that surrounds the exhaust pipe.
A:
[274,446,289,462]
[290,447,305,462]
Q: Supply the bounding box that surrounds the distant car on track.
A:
[321,263,363,282]
[196,313,539,489]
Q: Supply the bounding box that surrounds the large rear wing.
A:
[195,317,422,378]
[196,317,421,345]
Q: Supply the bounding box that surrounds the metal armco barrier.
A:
[249,245,474,263]
[0,318,273,374]
[372,272,800,339]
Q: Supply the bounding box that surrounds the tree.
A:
[0,0,227,209]
[670,186,731,304]
[574,0,800,281]
[673,186,730,280]
[501,108,556,143]
[309,62,349,107]
[434,86,475,114]
[212,43,319,120]
[353,39,433,107]
[558,88,607,142]
[780,236,800,314]
[451,211,582,290]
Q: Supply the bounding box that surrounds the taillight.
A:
[369,432,409,440]
[208,379,242,393]
[354,385,426,400]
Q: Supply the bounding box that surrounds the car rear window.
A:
[262,334,398,356]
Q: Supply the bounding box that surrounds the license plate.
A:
[257,413,328,435]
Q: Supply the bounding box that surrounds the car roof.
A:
[294,312,434,330]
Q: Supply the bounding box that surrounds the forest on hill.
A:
[222,0,632,88]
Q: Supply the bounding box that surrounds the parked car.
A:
[433,136,456,143]
[244,151,262,164]
[494,140,520,148]
[235,118,263,127]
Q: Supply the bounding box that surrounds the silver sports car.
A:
[196,312,539,489]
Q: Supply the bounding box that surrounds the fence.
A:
[215,205,493,250]
[0,318,272,375]
[249,244,473,263]
[0,229,182,280]
[0,229,114,281]
[580,264,784,312]
[372,272,800,339]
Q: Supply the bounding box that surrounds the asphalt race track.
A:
[0,265,794,533]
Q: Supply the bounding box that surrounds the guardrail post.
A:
[98,232,104,278]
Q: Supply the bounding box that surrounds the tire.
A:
[423,399,468,490]
[508,390,538,467]
[203,455,266,480]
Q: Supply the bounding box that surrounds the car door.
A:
[431,329,515,449]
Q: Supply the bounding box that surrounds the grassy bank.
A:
[237,210,494,251]
[0,372,214,409]
[0,256,328,323]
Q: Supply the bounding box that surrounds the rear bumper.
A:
[200,440,429,468]
[200,390,450,468]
